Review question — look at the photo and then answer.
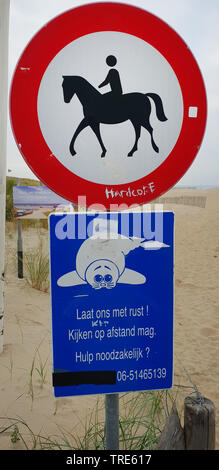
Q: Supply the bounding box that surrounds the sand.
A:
[0,187,219,449]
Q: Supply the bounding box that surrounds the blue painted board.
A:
[49,211,174,397]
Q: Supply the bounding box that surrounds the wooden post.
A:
[184,396,215,450]
[0,0,10,354]
[156,404,185,450]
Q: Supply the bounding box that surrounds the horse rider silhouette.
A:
[98,55,123,96]
[62,58,168,158]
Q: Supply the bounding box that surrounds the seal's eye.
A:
[94,274,103,283]
[104,274,113,283]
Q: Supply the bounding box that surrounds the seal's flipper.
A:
[118,268,146,285]
[57,271,86,287]
[141,240,169,250]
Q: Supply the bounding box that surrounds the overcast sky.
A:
[7,0,219,187]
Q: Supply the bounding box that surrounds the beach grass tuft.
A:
[0,388,180,450]
[24,240,49,292]
[38,390,170,450]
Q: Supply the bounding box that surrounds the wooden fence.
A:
[157,396,216,450]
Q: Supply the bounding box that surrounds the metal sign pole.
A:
[105,393,119,450]
[0,0,10,354]
[17,178,23,279]
[17,218,23,278]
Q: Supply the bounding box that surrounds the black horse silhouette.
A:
[62,76,167,158]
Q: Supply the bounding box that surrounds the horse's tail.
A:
[145,93,168,122]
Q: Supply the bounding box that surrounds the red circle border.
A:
[10,2,207,209]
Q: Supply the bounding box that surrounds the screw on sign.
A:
[10,2,207,209]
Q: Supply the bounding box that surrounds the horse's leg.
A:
[142,121,159,153]
[128,121,141,157]
[69,117,89,156]
[90,122,106,158]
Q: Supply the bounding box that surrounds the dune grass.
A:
[24,240,50,293]
[0,389,172,450]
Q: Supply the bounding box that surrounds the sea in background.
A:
[175,185,219,190]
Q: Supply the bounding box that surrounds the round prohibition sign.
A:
[10,2,207,209]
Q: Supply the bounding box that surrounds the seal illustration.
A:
[57,233,169,290]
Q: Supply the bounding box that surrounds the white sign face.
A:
[38,31,183,185]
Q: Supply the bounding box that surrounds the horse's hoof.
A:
[101,151,106,158]
[127,152,133,157]
[70,149,77,156]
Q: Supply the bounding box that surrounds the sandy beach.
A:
[0,187,219,450]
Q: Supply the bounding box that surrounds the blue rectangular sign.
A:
[49,211,174,397]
